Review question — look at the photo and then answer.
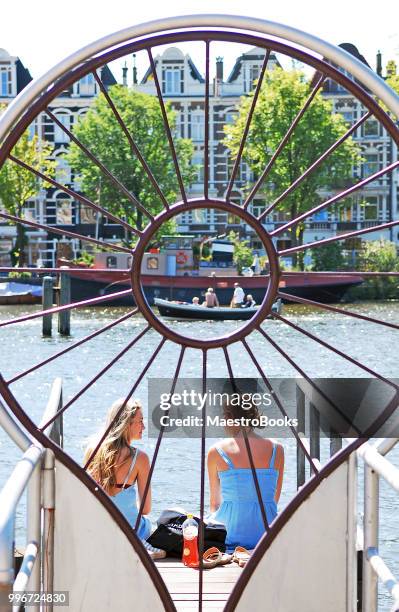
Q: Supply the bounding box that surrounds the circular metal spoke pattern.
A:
[0,17,399,611]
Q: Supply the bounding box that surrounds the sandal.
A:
[232,546,251,567]
[202,546,232,568]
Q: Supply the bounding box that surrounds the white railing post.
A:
[347,451,358,612]
[42,449,55,612]
[363,462,379,612]
[25,461,42,612]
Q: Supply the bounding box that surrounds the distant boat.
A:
[0,282,42,305]
[154,298,282,321]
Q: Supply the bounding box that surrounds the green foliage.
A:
[311,241,345,271]
[67,86,194,243]
[73,250,95,266]
[224,68,360,269]
[357,238,399,272]
[357,238,399,299]
[0,127,55,266]
[386,60,399,95]
[8,270,32,279]
[228,230,253,274]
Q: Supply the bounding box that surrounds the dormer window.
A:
[0,66,12,97]
[162,66,183,94]
[53,113,71,143]
[243,64,262,93]
[78,73,96,96]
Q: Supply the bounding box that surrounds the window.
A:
[192,154,204,183]
[163,67,183,94]
[244,64,261,92]
[225,111,237,124]
[190,112,204,141]
[360,197,378,221]
[191,209,209,224]
[56,199,72,224]
[0,66,12,97]
[227,214,241,225]
[363,153,380,178]
[363,120,379,138]
[53,114,71,143]
[80,205,96,224]
[55,157,71,184]
[341,111,353,124]
[106,256,117,269]
[251,200,266,218]
[147,256,159,270]
[78,73,96,96]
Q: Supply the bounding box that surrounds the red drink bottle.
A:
[182,514,199,568]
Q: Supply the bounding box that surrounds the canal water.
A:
[0,302,398,610]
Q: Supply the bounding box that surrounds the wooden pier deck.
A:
[155,558,243,611]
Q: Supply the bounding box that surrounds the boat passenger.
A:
[204,287,219,308]
[231,282,245,308]
[192,296,200,305]
[207,400,284,552]
[242,294,256,308]
[84,398,152,542]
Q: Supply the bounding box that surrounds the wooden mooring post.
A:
[42,276,54,336]
[58,272,71,336]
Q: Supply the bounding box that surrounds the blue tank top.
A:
[211,442,279,551]
[109,448,151,541]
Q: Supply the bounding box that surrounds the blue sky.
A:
[1,0,399,81]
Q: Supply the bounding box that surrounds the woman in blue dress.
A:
[84,398,152,541]
[207,403,284,553]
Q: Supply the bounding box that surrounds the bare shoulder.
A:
[207,444,219,461]
[135,449,150,469]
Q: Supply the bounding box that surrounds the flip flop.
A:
[202,546,232,568]
[232,546,251,567]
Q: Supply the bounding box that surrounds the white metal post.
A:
[347,452,358,612]
[25,461,41,612]
[363,463,379,612]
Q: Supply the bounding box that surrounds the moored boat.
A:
[0,281,42,305]
[154,297,282,320]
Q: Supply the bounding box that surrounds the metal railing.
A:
[357,438,399,612]
[0,379,63,612]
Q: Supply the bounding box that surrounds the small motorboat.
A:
[154,298,282,321]
[0,282,42,305]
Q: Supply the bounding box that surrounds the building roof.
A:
[100,65,117,87]
[339,43,370,68]
[141,48,204,85]
[15,59,32,93]
[227,47,281,83]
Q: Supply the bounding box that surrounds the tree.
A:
[386,60,399,96]
[0,125,55,266]
[311,242,345,271]
[224,68,361,269]
[228,230,253,274]
[357,238,399,272]
[357,238,399,299]
[67,86,194,243]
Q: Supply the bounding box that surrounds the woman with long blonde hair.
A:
[84,397,153,542]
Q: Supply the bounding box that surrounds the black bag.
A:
[147,514,226,557]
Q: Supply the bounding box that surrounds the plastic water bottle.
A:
[182,514,199,567]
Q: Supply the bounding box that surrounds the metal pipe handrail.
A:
[13,541,39,596]
[367,548,399,611]
[358,442,399,493]
[0,399,31,452]
[358,438,399,612]
[0,445,43,585]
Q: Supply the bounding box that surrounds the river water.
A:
[0,301,398,610]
